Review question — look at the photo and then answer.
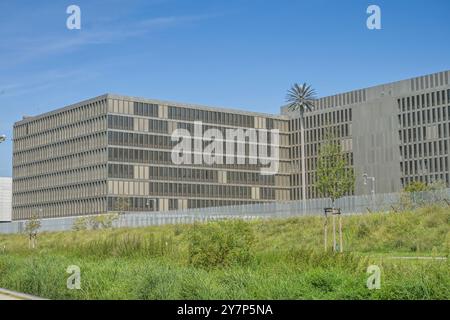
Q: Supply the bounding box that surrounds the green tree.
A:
[113,197,130,228]
[24,213,42,249]
[401,180,447,210]
[404,181,429,193]
[113,197,130,214]
[315,134,355,207]
[72,216,89,231]
[286,83,317,202]
[315,134,354,253]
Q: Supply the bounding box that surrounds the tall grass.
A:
[0,206,448,299]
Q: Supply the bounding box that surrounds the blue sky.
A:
[0,0,449,176]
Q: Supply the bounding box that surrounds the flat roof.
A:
[15,93,288,126]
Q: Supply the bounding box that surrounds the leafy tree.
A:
[404,181,429,193]
[114,197,130,214]
[73,214,119,231]
[286,83,317,201]
[315,134,355,207]
[400,180,448,210]
[315,134,354,253]
[24,213,42,249]
[92,213,119,229]
[113,198,130,228]
[72,216,89,231]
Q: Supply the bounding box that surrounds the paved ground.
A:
[386,256,447,260]
[0,288,45,300]
[0,293,21,300]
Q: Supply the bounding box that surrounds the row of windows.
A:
[290,126,352,160]
[399,106,450,128]
[401,175,449,188]
[108,130,289,159]
[177,122,290,146]
[147,182,276,200]
[401,157,449,175]
[107,115,170,133]
[14,132,106,165]
[107,115,134,131]
[107,163,279,187]
[14,165,107,193]
[108,197,158,211]
[168,106,257,128]
[314,90,366,110]
[13,197,107,220]
[13,148,107,179]
[226,171,275,186]
[290,108,352,132]
[400,141,449,159]
[107,197,267,212]
[13,182,107,207]
[14,99,107,139]
[14,116,107,152]
[108,115,290,149]
[108,147,285,171]
[108,164,134,179]
[108,179,277,200]
[133,102,159,117]
[149,166,219,183]
[410,72,449,92]
[108,131,174,149]
[398,89,450,112]
[400,124,450,143]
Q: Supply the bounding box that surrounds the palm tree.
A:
[286,83,317,204]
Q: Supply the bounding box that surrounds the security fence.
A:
[1,188,449,234]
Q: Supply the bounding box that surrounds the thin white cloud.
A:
[0,14,215,67]
[0,69,100,98]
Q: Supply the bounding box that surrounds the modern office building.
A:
[12,95,291,220]
[0,177,12,222]
[283,70,450,199]
[12,70,450,220]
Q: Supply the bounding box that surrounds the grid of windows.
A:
[398,89,450,186]
[11,77,450,220]
[168,106,255,128]
[12,98,109,219]
[289,107,354,200]
[12,95,291,219]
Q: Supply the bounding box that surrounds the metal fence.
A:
[1,188,449,234]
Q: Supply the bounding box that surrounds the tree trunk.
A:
[332,214,336,252]
[339,215,343,253]
[324,216,328,252]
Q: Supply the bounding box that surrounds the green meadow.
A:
[0,205,449,299]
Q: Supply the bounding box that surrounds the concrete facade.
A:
[12,95,290,220]
[0,177,12,222]
[282,70,450,198]
[12,70,450,219]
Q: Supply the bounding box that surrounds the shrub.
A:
[186,219,255,269]
[72,214,119,231]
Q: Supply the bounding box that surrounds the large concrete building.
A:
[0,177,12,222]
[12,95,290,220]
[12,70,450,220]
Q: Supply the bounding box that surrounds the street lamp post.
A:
[363,173,376,210]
